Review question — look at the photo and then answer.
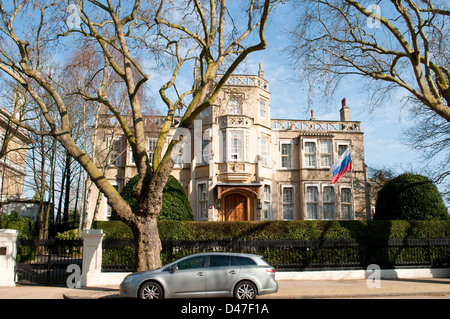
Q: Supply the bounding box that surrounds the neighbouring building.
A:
[85,64,371,227]
[0,106,34,218]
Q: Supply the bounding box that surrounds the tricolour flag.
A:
[329,148,352,184]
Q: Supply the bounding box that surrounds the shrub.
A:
[55,229,79,240]
[0,211,35,239]
[374,173,448,220]
[159,175,194,221]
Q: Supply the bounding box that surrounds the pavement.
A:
[0,277,449,299]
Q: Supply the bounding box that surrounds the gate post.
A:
[0,229,20,287]
[81,229,104,287]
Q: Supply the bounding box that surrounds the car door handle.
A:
[228,270,236,275]
[196,272,204,277]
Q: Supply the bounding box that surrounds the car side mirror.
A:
[169,264,178,273]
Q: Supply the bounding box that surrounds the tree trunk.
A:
[131,216,162,271]
[56,156,67,225]
[37,135,46,241]
[126,151,174,271]
[63,152,72,226]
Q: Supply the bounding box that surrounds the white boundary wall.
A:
[275,268,450,281]
[0,229,19,287]
[93,268,450,287]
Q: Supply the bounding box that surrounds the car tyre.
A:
[139,281,164,299]
[234,281,257,299]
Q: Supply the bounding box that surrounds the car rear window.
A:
[236,256,257,266]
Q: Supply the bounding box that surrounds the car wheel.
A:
[139,281,164,299]
[234,281,257,299]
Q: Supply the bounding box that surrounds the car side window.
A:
[230,256,240,266]
[209,256,230,267]
[236,256,257,266]
[177,256,206,270]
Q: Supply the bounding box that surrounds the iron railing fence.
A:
[101,238,450,272]
[16,239,83,285]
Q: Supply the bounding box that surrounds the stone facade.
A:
[85,65,371,227]
[0,107,31,202]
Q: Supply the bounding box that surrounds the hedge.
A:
[93,220,450,241]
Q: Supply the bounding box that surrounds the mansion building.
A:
[86,64,371,227]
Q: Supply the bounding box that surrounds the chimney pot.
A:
[340,98,350,121]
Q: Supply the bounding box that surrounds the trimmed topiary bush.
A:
[120,175,193,221]
[374,173,448,220]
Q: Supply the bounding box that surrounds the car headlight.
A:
[122,274,133,284]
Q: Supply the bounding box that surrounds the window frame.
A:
[303,139,317,168]
[148,137,158,166]
[230,130,244,161]
[259,99,267,119]
[260,134,270,166]
[305,184,319,220]
[337,142,350,157]
[319,140,333,168]
[280,141,293,169]
[227,129,248,162]
[281,184,295,220]
[228,96,242,115]
[339,186,353,220]
[197,182,208,220]
[322,184,336,220]
[263,184,272,220]
[109,151,122,167]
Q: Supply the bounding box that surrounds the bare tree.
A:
[0,0,278,270]
[403,106,450,203]
[288,0,450,121]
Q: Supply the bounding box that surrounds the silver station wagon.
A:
[119,252,278,299]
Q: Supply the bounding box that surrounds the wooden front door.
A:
[224,194,247,221]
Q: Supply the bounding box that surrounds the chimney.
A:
[340,98,350,121]
[310,110,316,120]
[258,62,264,79]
